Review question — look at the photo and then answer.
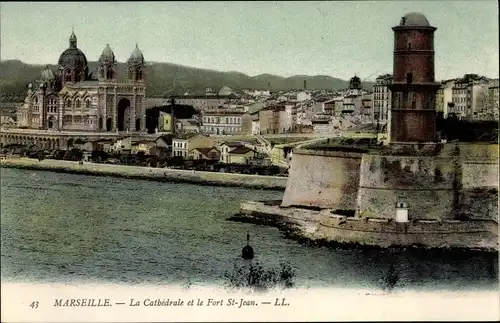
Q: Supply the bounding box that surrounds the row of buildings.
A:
[73,133,264,165]
[437,74,499,121]
[370,73,499,123]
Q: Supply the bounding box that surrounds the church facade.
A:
[17,31,147,133]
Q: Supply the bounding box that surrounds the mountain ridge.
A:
[0,59,374,98]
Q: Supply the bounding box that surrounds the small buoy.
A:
[241,233,254,260]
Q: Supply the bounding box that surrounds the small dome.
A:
[218,86,233,96]
[99,43,115,62]
[40,66,55,81]
[128,43,144,65]
[399,12,430,27]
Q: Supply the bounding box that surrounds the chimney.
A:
[304,80,307,90]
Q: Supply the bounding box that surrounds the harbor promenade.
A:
[0,158,287,190]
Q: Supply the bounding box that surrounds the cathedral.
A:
[17,30,147,133]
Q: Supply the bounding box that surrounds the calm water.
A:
[1,168,498,291]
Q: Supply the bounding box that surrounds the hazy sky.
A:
[1,1,498,81]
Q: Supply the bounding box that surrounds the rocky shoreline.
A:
[0,158,287,191]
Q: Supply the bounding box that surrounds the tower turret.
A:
[127,43,145,82]
[98,44,116,81]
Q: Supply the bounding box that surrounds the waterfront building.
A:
[172,133,214,158]
[360,93,373,123]
[219,141,247,163]
[175,119,200,134]
[225,146,257,164]
[450,74,490,120]
[131,140,156,154]
[189,147,220,160]
[201,106,252,135]
[373,74,392,124]
[436,79,456,118]
[487,78,499,120]
[257,103,294,134]
[16,31,147,133]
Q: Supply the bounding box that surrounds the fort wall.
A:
[281,148,363,210]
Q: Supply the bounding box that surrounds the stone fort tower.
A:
[389,12,439,143]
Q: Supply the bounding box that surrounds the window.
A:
[86,99,91,108]
[406,73,413,84]
[76,99,81,109]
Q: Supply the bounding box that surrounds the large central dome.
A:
[58,30,88,70]
[58,47,88,67]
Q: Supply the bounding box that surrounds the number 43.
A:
[30,301,39,309]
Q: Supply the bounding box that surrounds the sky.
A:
[1,1,498,81]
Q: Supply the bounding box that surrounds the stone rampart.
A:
[356,154,459,220]
[281,148,363,210]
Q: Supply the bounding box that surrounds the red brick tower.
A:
[389,13,439,143]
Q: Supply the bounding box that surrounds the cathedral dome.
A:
[128,44,144,65]
[58,48,88,68]
[58,31,88,69]
[99,44,115,63]
[40,66,55,81]
[399,12,430,27]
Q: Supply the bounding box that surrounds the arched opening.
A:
[99,117,103,131]
[48,116,56,129]
[117,98,131,131]
[65,70,72,82]
[67,138,74,148]
[106,118,112,131]
[135,118,141,131]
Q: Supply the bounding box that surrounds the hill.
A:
[0,59,374,98]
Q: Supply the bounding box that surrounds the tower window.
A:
[406,73,413,84]
[408,42,411,50]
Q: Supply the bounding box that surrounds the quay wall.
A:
[238,201,498,251]
[317,215,498,250]
[0,158,287,190]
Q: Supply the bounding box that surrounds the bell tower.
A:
[389,12,440,143]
